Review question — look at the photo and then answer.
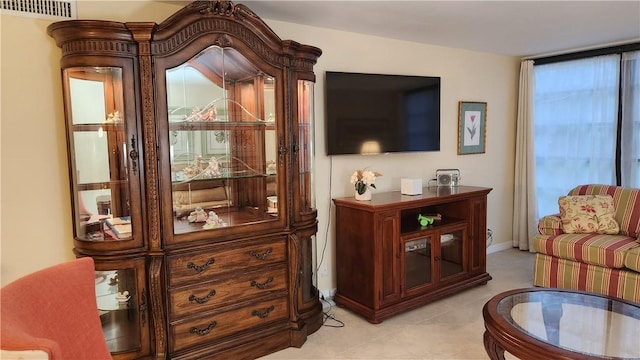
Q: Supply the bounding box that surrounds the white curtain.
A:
[512,60,537,251]
[620,51,640,188]
[533,55,620,217]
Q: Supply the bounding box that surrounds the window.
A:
[620,52,640,187]
[533,49,640,217]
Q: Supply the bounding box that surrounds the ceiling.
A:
[184,0,640,58]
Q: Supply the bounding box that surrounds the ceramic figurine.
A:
[188,206,208,223]
[202,211,227,229]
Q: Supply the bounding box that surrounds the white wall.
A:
[0,1,519,291]
[265,21,520,292]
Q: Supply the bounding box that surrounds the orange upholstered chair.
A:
[0,257,112,359]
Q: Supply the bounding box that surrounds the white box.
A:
[401,178,422,195]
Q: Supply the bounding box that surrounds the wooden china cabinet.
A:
[48,1,323,359]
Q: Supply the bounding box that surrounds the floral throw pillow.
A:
[558,195,620,234]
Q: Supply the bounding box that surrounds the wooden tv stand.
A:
[333,186,492,323]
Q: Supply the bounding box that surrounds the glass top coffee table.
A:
[482,288,640,360]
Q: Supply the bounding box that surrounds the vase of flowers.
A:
[350,168,382,201]
[354,187,372,201]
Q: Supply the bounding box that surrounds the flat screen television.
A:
[325,71,441,155]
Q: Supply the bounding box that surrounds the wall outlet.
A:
[320,288,337,310]
[320,288,337,301]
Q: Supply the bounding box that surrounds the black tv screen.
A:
[325,71,441,155]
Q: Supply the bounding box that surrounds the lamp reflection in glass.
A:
[360,140,381,155]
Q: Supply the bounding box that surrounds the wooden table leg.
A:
[483,330,505,360]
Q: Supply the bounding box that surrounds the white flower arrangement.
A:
[350,168,382,195]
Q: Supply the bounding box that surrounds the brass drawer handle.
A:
[188,289,216,304]
[249,247,272,260]
[190,321,217,336]
[250,276,273,290]
[187,258,215,273]
[251,305,275,319]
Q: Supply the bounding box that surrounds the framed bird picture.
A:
[457,101,487,155]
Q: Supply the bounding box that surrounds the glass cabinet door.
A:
[295,79,319,306]
[439,228,466,280]
[63,67,142,248]
[162,46,281,239]
[296,79,315,216]
[401,227,466,295]
[402,236,434,292]
[94,258,149,357]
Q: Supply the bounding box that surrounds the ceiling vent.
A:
[0,0,76,20]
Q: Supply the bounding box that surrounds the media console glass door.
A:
[400,227,466,298]
[439,227,466,280]
[402,236,434,293]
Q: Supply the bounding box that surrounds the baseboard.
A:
[487,241,513,254]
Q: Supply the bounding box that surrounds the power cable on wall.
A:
[316,156,332,275]
[317,156,344,328]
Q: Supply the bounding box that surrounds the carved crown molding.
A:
[151,18,285,68]
[61,39,136,57]
[48,20,137,58]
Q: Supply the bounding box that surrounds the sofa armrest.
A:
[538,214,564,235]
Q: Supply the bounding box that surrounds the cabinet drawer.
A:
[170,296,289,353]
[167,237,286,286]
[169,266,288,319]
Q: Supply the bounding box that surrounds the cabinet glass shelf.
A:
[173,208,278,234]
[168,121,275,127]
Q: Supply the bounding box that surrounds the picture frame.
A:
[457,101,487,155]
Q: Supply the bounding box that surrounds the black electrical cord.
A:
[486,228,494,248]
[320,297,344,328]
[315,157,344,329]
[316,157,333,274]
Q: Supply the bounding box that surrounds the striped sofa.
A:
[533,184,640,303]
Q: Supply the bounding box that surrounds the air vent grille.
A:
[0,0,76,20]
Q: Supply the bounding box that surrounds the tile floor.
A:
[260,248,534,360]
